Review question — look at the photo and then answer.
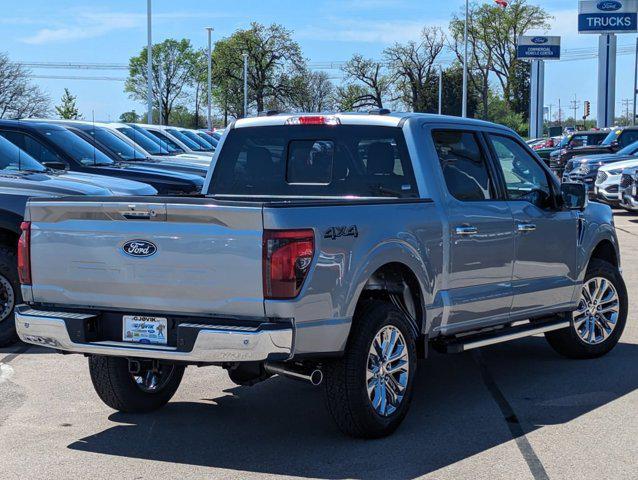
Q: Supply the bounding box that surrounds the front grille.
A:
[620,174,633,188]
[597,171,608,183]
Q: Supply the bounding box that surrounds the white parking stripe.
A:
[0,364,14,384]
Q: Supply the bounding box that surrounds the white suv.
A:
[595,158,638,205]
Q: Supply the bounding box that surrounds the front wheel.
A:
[324,300,417,438]
[88,356,185,413]
[546,259,627,359]
[0,247,20,347]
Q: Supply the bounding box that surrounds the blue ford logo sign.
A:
[122,240,157,257]
[597,1,623,11]
[531,37,548,44]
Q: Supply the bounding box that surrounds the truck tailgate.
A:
[26,199,265,317]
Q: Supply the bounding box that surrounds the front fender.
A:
[577,202,620,283]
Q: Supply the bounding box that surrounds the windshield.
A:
[145,129,183,153]
[181,130,214,150]
[117,126,166,155]
[617,139,638,156]
[197,131,219,147]
[44,129,114,166]
[90,128,148,161]
[210,125,419,198]
[0,135,45,172]
[602,129,621,145]
[166,128,202,150]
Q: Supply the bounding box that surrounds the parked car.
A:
[562,140,638,195]
[0,134,156,346]
[135,123,215,157]
[0,120,204,195]
[175,127,216,152]
[15,113,627,438]
[50,121,209,178]
[535,136,563,164]
[549,131,609,177]
[619,167,638,211]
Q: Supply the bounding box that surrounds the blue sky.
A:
[3,0,637,121]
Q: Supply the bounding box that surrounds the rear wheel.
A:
[88,356,185,413]
[324,300,417,438]
[0,247,20,347]
[546,259,627,359]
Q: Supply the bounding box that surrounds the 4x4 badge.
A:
[324,225,358,240]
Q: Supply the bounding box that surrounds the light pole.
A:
[438,66,443,115]
[462,0,468,118]
[242,52,248,117]
[206,27,214,131]
[146,0,153,124]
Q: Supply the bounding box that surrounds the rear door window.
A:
[209,125,418,198]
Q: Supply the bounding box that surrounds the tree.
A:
[0,52,50,119]
[340,55,392,109]
[125,39,197,125]
[440,64,480,117]
[119,110,140,123]
[289,70,335,112]
[55,88,81,119]
[211,23,306,116]
[383,27,446,112]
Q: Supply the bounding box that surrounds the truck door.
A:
[431,129,516,330]
[486,133,578,318]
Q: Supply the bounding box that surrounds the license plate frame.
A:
[122,315,168,345]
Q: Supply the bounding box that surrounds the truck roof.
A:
[232,112,512,132]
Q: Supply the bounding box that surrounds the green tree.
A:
[119,110,140,123]
[211,23,306,117]
[440,64,480,117]
[125,38,197,124]
[289,70,336,112]
[55,88,81,119]
[335,84,373,112]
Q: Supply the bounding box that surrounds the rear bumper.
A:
[15,306,293,363]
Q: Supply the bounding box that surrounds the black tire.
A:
[88,356,185,413]
[545,258,627,359]
[0,247,20,348]
[324,299,417,438]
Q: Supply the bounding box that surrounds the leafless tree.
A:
[0,53,50,119]
[383,27,446,112]
[290,71,336,112]
[340,55,392,109]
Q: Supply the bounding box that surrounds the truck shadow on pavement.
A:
[68,337,638,480]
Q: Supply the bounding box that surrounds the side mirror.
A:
[561,182,586,210]
[42,161,68,170]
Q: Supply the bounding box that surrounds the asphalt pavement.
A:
[1,212,637,480]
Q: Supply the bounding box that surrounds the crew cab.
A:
[0,120,204,195]
[549,130,608,177]
[15,113,627,438]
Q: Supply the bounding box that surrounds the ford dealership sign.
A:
[579,0,638,33]
[517,36,561,60]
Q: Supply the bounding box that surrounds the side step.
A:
[436,318,570,354]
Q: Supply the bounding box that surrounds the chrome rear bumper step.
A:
[437,319,570,354]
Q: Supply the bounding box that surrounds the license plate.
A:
[123,315,168,345]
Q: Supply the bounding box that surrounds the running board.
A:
[437,319,570,354]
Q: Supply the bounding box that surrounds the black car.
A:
[548,130,609,177]
[0,120,204,195]
[561,139,638,194]
[49,121,209,178]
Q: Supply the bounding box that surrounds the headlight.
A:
[579,165,590,174]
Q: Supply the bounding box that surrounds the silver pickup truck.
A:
[15,113,627,438]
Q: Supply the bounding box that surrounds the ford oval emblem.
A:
[122,240,157,257]
[597,1,622,11]
[531,37,548,44]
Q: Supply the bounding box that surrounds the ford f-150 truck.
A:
[15,113,628,438]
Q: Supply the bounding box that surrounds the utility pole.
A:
[242,52,248,117]
[438,66,443,115]
[205,27,214,131]
[622,98,632,125]
[558,98,562,127]
[462,0,469,118]
[634,37,638,126]
[570,95,581,126]
[146,0,153,124]
[547,104,555,125]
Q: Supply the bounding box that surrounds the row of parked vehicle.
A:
[0,118,224,346]
[528,126,638,211]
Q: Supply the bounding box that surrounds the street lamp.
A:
[146,0,153,124]
[242,52,248,117]
[205,27,214,131]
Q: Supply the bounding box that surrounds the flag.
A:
[495,0,508,7]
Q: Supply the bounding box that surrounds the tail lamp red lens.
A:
[263,229,314,299]
[18,221,31,285]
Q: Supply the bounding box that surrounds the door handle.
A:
[517,223,537,232]
[455,226,478,236]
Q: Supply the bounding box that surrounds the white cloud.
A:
[300,17,447,44]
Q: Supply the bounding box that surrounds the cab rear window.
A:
[208,125,418,198]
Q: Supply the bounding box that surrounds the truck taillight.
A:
[263,229,314,299]
[285,115,340,126]
[18,221,31,285]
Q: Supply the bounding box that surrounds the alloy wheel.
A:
[574,276,620,345]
